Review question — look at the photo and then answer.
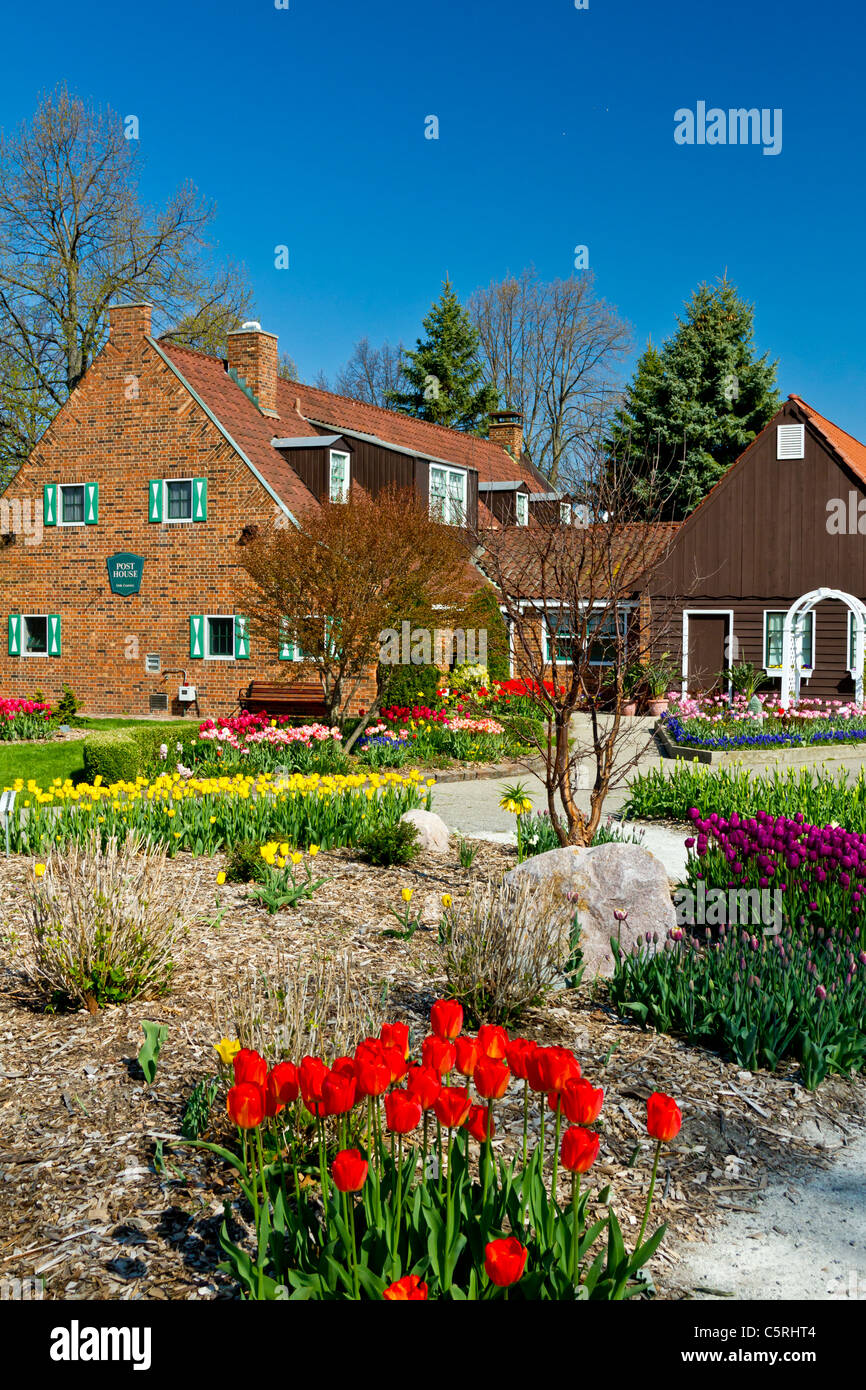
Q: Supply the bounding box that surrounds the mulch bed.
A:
[0,842,863,1302]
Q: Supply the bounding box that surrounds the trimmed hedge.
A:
[82,732,141,784]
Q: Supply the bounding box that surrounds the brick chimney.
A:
[488,409,524,460]
[108,302,153,348]
[226,321,279,417]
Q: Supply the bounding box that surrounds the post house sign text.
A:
[106,553,145,596]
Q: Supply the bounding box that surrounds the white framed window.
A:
[59,484,85,525]
[764,610,814,672]
[559,501,572,525]
[515,491,529,527]
[205,615,235,660]
[776,424,805,460]
[23,615,48,655]
[329,451,350,504]
[150,477,207,522]
[544,606,629,666]
[429,464,467,525]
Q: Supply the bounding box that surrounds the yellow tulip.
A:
[34,862,46,878]
[214,1037,240,1065]
[401,887,413,903]
[441,893,452,908]
[309,844,320,857]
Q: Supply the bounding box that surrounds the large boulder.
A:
[504,842,673,979]
[400,808,451,854]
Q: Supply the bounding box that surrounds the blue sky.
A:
[3,0,865,437]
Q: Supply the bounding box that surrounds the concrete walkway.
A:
[430,767,692,882]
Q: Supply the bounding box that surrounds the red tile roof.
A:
[789,395,866,486]
[157,337,545,513]
[476,521,681,596]
[158,342,320,519]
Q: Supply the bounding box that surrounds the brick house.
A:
[0,302,552,717]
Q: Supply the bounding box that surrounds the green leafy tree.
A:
[609,278,780,518]
[386,279,498,433]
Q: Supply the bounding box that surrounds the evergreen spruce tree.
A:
[386,278,498,433]
[609,278,780,518]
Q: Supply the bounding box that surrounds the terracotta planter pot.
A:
[647,698,669,717]
[621,701,638,716]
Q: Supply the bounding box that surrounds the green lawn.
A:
[0,719,191,789]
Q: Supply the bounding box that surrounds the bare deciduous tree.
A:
[239,488,476,749]
[469,267,631,487]
[474,432,688,844]
[334,336,406,405]
[0,85,253,478]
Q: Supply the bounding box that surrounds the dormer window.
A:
[329,451,350,503]
[429,465,467,525]
[515,492,529,527]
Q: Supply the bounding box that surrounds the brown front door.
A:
[686,613,729,693]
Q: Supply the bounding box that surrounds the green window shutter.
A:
[8,614,21,656]
[47,614,61,657]
[190,615,204,659]
[85,482,99,524]
[193,477,208,521]
[235,615,250,660]
[43,484,57,527]
[279,619,300,661]
[148,480,163,523]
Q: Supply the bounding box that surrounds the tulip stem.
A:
[637,1140,662,1251]
[444,1130,455,1293]
[483,1100,493,1206]
[549,1101,562,1242]
[570,1172,581,1287]
[522,1082,529,1167]
[343,1190,360,1300]
[394,1135,404,1277]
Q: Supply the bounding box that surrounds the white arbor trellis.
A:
[780,588,866,708]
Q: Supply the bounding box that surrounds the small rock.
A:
[400,809,450,854]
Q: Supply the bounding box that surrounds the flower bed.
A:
[194,714,345,772]
[367,704,510,764]
[5,769,431,856]
[197,1002,681,1300]
[625,762,866,832]
[0,697,53,741]
[663,692,866,751]
[610,810,866,1088]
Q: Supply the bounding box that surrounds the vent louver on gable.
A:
[777,423,805,459]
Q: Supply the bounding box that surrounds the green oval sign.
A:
[106,552,145,596]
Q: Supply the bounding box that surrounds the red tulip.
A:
[299,1055,328,1105]
[322,1069,357,1116]
[646,1092,682,1143]
[454,1034,480,1077]
[505,1037,535,1081]
[227,1082,265,1130]
[477,1023,509,1060]
[380,1021,410,1059]
[233,1048,267,1088]
[473,1056,511,1100]
[527,1045,580,1093]
[265,1061,299,1116]
[384,1089,423,1134]
[381,1044,409,1083]
[558,1078,604,1126]
[383,1274,428,1300]
[561,1125,600,1173]
[433,1086,472,1129]
[355,1054,392,1098]
[331,1055,357,1079]
[331,1148,368,1193]
[405,1063,441,1111]
[466,1102,495,1143]
[430,998,463,1041]
[422,1035,456,1076]
[485,1236,527,1287]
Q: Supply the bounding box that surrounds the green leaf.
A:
[137,1020,167,1084]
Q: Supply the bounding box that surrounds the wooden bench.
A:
[239,680,328,719]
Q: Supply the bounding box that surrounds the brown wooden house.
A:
[651,396,866,698]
